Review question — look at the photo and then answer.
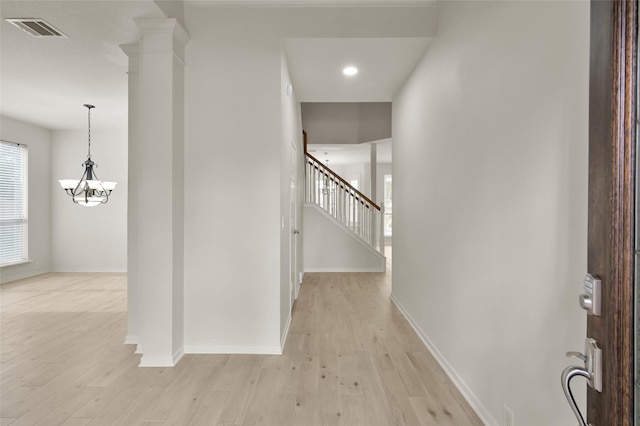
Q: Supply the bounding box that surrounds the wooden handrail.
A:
[303,130,308,154]
[306,152,381,211]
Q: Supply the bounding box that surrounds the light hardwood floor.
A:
[1,254,483,426]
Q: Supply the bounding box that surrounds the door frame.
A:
[290,138,298,307]
[587,0,636,424]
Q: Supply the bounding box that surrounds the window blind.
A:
[0,141,27,266]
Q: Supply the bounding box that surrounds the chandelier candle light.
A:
[58,104,117,207]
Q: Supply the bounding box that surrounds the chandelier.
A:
[58,104,117,207]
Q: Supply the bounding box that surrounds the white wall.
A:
[50,128,127,272]
[303,204,385,272]
[376,163,391,205]
[183,9,283,353]
[1,116,51,283]
[332,163,367,194]
[182,4,437,354]
[392,1,589,424]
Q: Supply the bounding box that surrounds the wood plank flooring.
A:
[1,257,483,425]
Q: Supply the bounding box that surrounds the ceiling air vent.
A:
[5,18,67,38]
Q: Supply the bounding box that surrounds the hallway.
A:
[1,259,482,425]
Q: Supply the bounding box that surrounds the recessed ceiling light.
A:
[343,66,358,76]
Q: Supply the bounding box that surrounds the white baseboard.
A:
[0,269,50,284]
[304,266,385,273]
[51,267,127,273]
[137,346,184,367]
[135,344,143,354]
[139,354,176,367]
[281,312,292,351]
[184,345,283,355]
[390,294,497,426]
[173,346,185,365]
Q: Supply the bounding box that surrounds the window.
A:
[0,141,28,266]
[383,174,392,237]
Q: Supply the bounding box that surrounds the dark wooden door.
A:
[587,1,636,424]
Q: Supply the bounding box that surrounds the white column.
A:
[133,18,189,367]
[370,143,377,202]
[370,144,377,246]
[120,44,141,351]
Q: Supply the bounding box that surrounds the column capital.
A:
[120,43,140,59]
[134,17,189,50]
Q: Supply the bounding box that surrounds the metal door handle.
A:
[566,351,586,362]
[561,365,591,426]
[561,366,591,426]
[561,338,602,426]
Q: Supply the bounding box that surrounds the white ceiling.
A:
[1,1,431,130]
[283,37,430,102]
[1,0,164,130]
[308,139,391,166]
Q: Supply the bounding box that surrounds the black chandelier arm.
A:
[85,163,111,197]
[70,167,90,196]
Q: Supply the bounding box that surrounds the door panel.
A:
[290,139,298,307]
[587,1,636,424]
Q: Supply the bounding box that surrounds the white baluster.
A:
[364,204,368,242]
[309,161,313,204]
[352,197,355,232]
[314,165,318,205]
[338,184,342,225]
[365,205,369,243]
[340,185,347,225]
[380,202,385,255]
[305,160,312,203]
[358,202,362,238]
[369,209,372,244]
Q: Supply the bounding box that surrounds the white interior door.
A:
[289,140,298,307]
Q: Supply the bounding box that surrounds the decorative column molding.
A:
[133,18,189,64]
[132,18,189,367]
[120,43,141,352]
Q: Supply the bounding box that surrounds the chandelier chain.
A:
[87,106,91,158]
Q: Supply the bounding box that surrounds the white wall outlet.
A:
[503,404,514,426]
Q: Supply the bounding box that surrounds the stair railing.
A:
[305,152,384,254]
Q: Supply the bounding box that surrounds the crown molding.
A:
[185,0,436,7]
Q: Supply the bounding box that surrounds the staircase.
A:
[304,150,386,272]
